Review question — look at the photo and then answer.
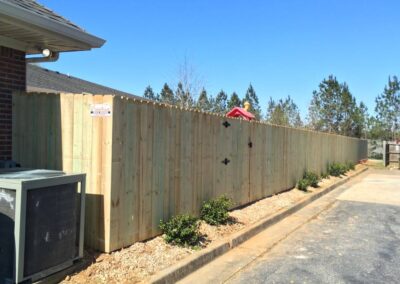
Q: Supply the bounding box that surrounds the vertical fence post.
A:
[383,141,387,167]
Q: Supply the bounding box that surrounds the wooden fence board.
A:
[12,92,368,252]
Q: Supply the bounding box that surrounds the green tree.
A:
[266,98,286,125]
[266,96,303,127]
[243,84,262,120]
[175,82,194,108]
[308,75,343,132]
[213,90,228,114]
[196,88,212,111]
[143,85,159,101]
[375,76,400,140]
[352,102,368,138]
[339,83,357,136]
[159,83,176,105]
[227,92,241,110]
[308,75,365,137]
[366,116,388,140]
[175,82,185,106]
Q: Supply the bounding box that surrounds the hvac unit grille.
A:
[24,183,80,277]
[0,188,16,283]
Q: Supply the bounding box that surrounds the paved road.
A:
[227,170,400,284]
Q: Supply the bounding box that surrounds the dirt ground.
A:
[62,165,365,284]
[364,159,385,169]
[365,159,399,170]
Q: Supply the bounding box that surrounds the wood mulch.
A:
[62,165,365,284]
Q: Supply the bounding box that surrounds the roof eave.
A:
[0,0,105,51]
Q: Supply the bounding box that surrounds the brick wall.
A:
[0,46,26,160]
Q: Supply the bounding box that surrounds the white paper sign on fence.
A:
[90,104,111,117]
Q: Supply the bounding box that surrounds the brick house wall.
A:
[0,46,26,161]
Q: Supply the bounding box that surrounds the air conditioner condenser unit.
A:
[0,169,86,284]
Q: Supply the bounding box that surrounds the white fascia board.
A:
[0,0,105,49]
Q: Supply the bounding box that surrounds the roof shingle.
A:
[2,0,84,31]
[27,64,142,99]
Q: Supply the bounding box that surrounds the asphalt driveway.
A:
[227,170,400,284]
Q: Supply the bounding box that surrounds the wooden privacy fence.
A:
[12,92,368,252]
[383,141,400,166]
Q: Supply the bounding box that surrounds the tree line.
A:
[144,83,264,120]
[142,75,400,140]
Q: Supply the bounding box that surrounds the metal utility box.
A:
[0,169,86,284]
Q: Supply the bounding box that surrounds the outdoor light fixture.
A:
[42,48,51,57]
[26,49,59,63]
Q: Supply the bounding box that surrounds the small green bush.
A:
[346,161,355,170]
[321,172,330,179]
[297,178,310,192]
[303,171,320,188]
[200,195,232,225]
[328,162,348,177]
[159,214,200,247]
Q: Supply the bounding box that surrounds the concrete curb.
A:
[150,167,369,284]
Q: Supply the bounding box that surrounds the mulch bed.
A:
[63,165,365,284]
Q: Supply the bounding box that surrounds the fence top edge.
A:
[14,91,367,141]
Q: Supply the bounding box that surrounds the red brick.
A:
[0,46,26,160]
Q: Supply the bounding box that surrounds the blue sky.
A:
[39,0,400,119]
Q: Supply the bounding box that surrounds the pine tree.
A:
[175,82,194,108]
[159,83,176,105]
[266,98,285,125]
[143,85,159,101]
[366,116,388,140]
[213,90,228,114]
[339,83,355,136]
[175,82,185,107]
[227,92,241,110]
[352,102,368,138]
[266,96,303,127]
[293,113,303,128]
[196,88,211,111]
[243,84,262,120]
[308,75,344,133]
[375,76,400,140]
[307,75,366,137]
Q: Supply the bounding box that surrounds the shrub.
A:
[346,161,355,171]
[159,214,200,246]
[328,162,342,176]
[303,171,320,188]
[200,195,232,225]
[297,178,310,192]
[369,152,383,160]
[328,162,347,177]
[321,172,330,179]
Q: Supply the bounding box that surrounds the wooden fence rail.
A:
[12,92,368,252]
